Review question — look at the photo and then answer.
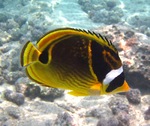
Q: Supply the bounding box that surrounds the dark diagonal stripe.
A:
[91,41,112,82]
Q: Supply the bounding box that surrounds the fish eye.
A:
[39,50,49,64]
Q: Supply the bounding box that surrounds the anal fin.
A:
[68,91,89,96]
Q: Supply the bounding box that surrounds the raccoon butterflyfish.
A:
[20,28,130,96]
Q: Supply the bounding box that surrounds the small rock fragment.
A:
[144,106,150,120]
[117,111,130,126]
[0,108,9,124]
[97,116,119,126]
[4,90,25,105]
[109,99,129,115]
[106,0,117,8]
[40,87,64,101]
[54,112,75,126]
[0,76,4,85]
[15,83,28,94]
[0,13,9,22]
[108,98,130,126]
[86,108,102,118]
[6,106,21,119]
[126,89,141,104]
[125,30,135,38]
[24,84,41,99]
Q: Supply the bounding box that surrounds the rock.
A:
[124,30,135,38]
[8,28,22,41]
[108,97,130,126]
[30,26,46,41]
[0,43,23,84]
[126,89,141,104]
[78,0,123,24]
[85,106,112,118]
[127,14,150,28]
[40,87,64,101]
[0,13,9,22]
[0,99,3,103]
[144,106,150,120]
[97,116,119,126]
[0,108,9,125]
[4,90,25,105]
[5,71,22,84]
[109,98,129,115]
[0,43,10,53]
[15,83,28,94]
[117,111,130,126]
[6,106,21,119]
[24,83,64,101]
[125,72,150,94]
[106,0,117,9]
[28,100,63,114]
[17,118,53,126]
[86,108,102,118]
[145,28,150,37]
[24,84,41,99]
[7,19,19,29]
[0,22,7,31]
[1,119,17,126]
[15,77,30,85]
[14,15,27,27]
[0,76,4,85]
[54,112,76,126]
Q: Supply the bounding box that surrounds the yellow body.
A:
[21,28,130,96]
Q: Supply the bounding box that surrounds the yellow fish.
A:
[20,28,130,96]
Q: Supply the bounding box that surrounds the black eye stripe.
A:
[106,72,124,92]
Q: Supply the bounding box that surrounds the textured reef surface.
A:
[0,0,150,126]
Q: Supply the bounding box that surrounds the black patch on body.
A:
[91,41,112,82]
[106,72,124,92]
[39,48,49,64]
[51,35,89,67]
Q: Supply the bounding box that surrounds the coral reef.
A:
[78,0,124,24]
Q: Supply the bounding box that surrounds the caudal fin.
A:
[20,41,41,67]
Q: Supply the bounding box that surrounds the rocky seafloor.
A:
[0,0,150,126]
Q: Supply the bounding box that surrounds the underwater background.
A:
[0,0,150,126]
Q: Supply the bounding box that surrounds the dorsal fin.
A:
[35,28,117,53]
[75,28,117,53]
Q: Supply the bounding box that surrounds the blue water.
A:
[1,0,150,30]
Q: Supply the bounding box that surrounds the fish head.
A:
[100,80,130,95]
[100,66,130,95]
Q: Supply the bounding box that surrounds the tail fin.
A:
[20,41,41,67]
